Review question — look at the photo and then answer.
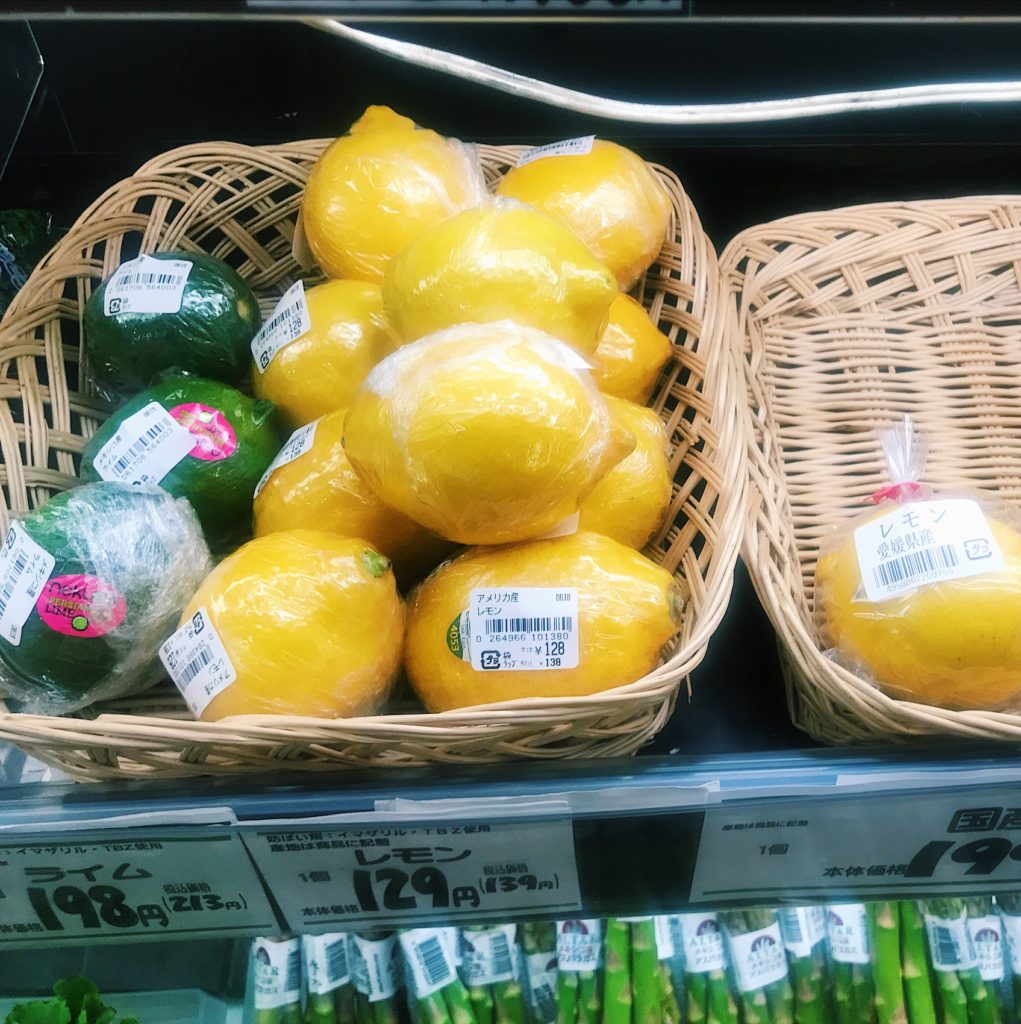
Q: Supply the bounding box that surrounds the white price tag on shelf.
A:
[0,523,54,646]
[242,819,580,932]
[0,831,277,947]
[104,255,192,315]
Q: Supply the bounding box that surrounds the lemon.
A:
[382,200,617,355]
[816,515,1021,710]
[301,106,484,283]
[405,530,682,710]
[253,409,454,585]
[343,322,636,545]
[180,530,403,721]
[579,397,672,549]
[252,280,394,429]
[593,293,673,404]
[496,140,671,290]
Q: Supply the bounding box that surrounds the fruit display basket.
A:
[722,196,1021,745]
[0,139,743,780]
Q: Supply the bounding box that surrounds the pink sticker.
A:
[169,403,237,462]
[36,574,127,638]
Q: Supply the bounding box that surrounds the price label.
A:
[242,819,580,932]
[690,787,1021,902]
[0,832,277,947]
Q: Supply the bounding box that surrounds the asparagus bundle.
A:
[778,908,830,1024]
[825,904,876,1024]
[399,927,474,1024]
[997,893,1021,1021]
[964,898,1005,1024]
[352,932,405,1024]
[676,912,738,1024]
[721,910,794,1024]
[303,933,356,1024]
[460,925,528,1024]
[619,918,681,1024]
[555,919,604,1024]
[898,901,937,1024]
[252,936,304,1024]
[867,903,904,1024]
[521,922,558,1024]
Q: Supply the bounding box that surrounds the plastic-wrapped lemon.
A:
[382,199,617,355]
[593,293,673,404]
[301,106,485,283]
[253,410,454,585]
[405,530,682,710]
[496,139,671,290]
[579,398,672,549]
[251,280,394,429]
[169,530,404,721]
[816,513,1021,710]
[343,322,636,545]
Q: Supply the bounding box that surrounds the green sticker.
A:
[446,612,468,661]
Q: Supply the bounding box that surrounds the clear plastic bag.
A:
[0,482,212,714]
[814,416,1021,710]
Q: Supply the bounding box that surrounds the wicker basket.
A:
[723,195,1021,745]
[0,140,742,780]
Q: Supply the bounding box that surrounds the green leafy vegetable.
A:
[3,978,139,1024]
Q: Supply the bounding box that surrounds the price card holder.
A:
[0,830,279,948]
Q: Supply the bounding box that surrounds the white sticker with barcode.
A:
[826,904,871,965]
[159,607,237,716]
[463,588,579,672]
[303,933,351,995]
[352,934,400,1002]
[399,928,458,997]
[462,925,518,986]
[104,254,192,316]
[1001,913,1021,973]
[726,923,788,992]
[679,913,726,974]
[556,919,603,972]
[253,937,302,1010]
[0,523,55,646]
[524,950,558,1024]
[778,907,827,959]
[925,912,978,972]
[654,916,675,961]
[517,136,596,167]
[93,401,196,486]
[968,915,1005,981]
[854,498,1004,602]
[254,420,318,498]
[252,280,311,372]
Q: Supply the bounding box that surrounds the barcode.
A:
[534,983,556,1023]
[177,645,212,686]
[285,947,302,993]
[484,616,572,634]
[327,938,349,984]
[112,422,172,475]
[873,544,957,590]
[932,926,959,967]
[414,935,452,988]
[779,909,803,947]
[113,271,185,288]
[0,551,27,617]
[262,301,300,335]
[490,933,513,978]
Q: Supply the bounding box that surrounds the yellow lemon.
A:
[252,280,394,429]
[302,106,484,282]
[382,199,617,355]
[405,530,682,710]
[253,410,454,585]
[816,514,1021,710]
[496,139,672,290]
[593,293,673,404]
[579,397,672,549]
[181,530,404,720]
[343,322,636,546]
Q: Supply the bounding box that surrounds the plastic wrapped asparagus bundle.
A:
[825,904,876,1024]
[352,932,405,1024]
[965,898,1006,1024]
[461,925,527,1024]
[521,922,558,1024]
[923,899,999,1024]
[251,936,304,1024]
[555,919,604,1024]
[778,908,830,1024]
[303,934,356,1024]
[998,894,1021,1021]
[675,912,737,1024]
[619,917,681,1024]
[399,927,475,1024]
[898,902,938,1024]
[721,910,794,1024]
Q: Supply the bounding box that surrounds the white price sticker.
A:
[517,136,596,167]
[854,498,1004,602]
[243,819,580,932]
[352,934,400,1002]
[654,916,675,961]
[159,607,237,716]
[254,420,318,498]
[92,401,195,486]
[725,922,788,992]
[0,523,55,647]
[462,924,518,986]
[1001,913,1021,974]
[524,950,558,1024]
[778,907,826,959]
[400,928,459,997]
[556,919,603,972]
[678,913,726,973]
[925,912,978,972]
[252,281,311,373]
[460,588,579,672]
[968,915,1005,981]
[253,937,302,1010]
[826,904,871,965]
[303,933,352,995]
[104,255,192,316]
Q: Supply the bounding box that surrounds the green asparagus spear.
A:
[934,969,970,1024]
[687,970,709,1024]
[306,991,340,1024]
[849,963,877,1024]
[418,991,452,1024]
[899,903,938,1024]
[446,980,481,1024]
[470,986,496,1024]
[707,969,739,1024]
[494,980,527,1024]
[871,903,906,1024]
[833,963,854,1024]
[577,972,601,1024]
[603,920,633,1024]
[788,958,825,1024]
[631,920,661,1024]
[522,922,558,957]
[657,959,682,1024]
[963,897,1004,1024]
[559,969,579,1024]
[354,990,373,1024]
[337,986,357,1024]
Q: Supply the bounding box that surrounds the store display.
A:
[381,199,617,354]
[0,483,211,713]
[83,251,261,400]
[591,294,673,406]
[251,279,395,429]
[496,138,672,291]
[301,105,485,283]
[80,375,279,550]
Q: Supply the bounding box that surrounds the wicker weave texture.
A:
[723,196,1021,744]
[0,140,742,779]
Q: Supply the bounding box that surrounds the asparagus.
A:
[558,969,579,1024]
[899,903,938,1024]
[832,964,853,1024]
[871,903,906,1024]
[306,990,340,1024]
[602,920,633,1024]
[849,964,877,1024]
[630,920,661,1024]
[469,986,495,1024]
[963,897,1003,1024]
[417,991,452,1024]
[577,972,601,1024]
[707,968,739,1024]
[721,910,790,1024]
[657,958,683,1024]
[521,922,559,1024]
[779,909,828,1024]
[996,894,1021,1024]
[687,968,709,1024]
[494,979,527,1024]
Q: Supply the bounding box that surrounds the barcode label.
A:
[556,919,603,972]
[779,907,826,959]
[0,523,55,647]
[925,912,978,972]
[463,588,579,672]
[303,933,351,994]
[1000,911,1021,974]
[400,929,457,996]
[252,280,311,372]
[93,402,195,486]
[826,904,871,965]
[678,913,726,974]
[517,136,595,167]
[725,922,788,993]
[254,420,318,498]
[253,937,302,1009]
[353,934,400,1002]
[462,925,517,986]
[855,498,1004,601]
[104,254,192,315]
[968,915,1004,981]
[524,951,558,1024]
[159,608,236,717]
